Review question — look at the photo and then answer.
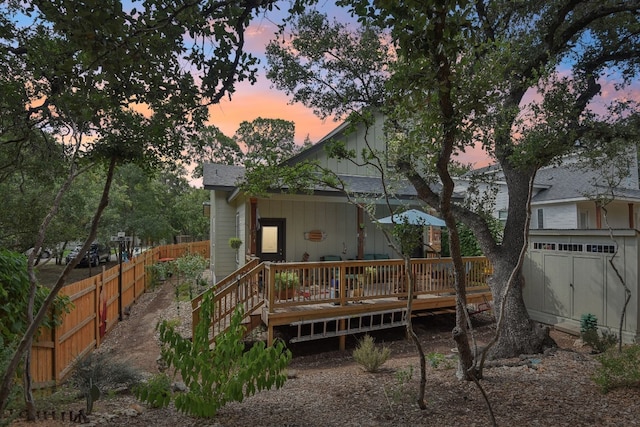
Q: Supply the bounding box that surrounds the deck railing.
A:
[191,258,263,340]
[264,256,492,309]
[191,256,492,346]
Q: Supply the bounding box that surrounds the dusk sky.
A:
[204,3,640,173]
[207,3,345,146]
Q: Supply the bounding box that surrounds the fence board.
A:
[30,241,209,388]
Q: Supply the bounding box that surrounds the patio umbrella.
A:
[376,209,446,227]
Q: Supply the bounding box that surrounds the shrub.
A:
[136,292,292,418]
[352,334,390,372]
[173,253,209,301]
[71,353,142,414]
[580,313,617,353]
[0,344,22,416]
[134,373,172,408]
[593,345,640,393]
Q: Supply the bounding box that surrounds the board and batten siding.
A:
[535,204,578,229]
[305,112,386,178]
[211,190,243,280]
[523,229,639,342]
[255,194,395,263]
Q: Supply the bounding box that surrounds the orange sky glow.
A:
[199,8,639,181]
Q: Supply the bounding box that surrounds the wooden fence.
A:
[30,241,210,389]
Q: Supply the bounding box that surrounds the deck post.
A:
[339,319,346,351]
[267,324,274,347]
[339,266,346,305]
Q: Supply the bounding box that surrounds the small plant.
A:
[426,352,456,369]
[228,237,243,250]
[363,266,377,285]
[175,282,192,302]
[352,334,391,373]
[580,313,618,353]
[134,373,172,408]
[136,293,292,418]
[163,318,181,329]
[581,313,598,333]
[71,353,142,414]
[593,345,640,393]
[426,352,444,368]
[395,366,413,384]
[274,271,300,291]
[385,366,414,404]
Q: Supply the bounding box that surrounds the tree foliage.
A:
[188,125,244,178]
[0,250,71,347]
[0,0,288,415]
[334,0,640,360]
[138,293,292,418]
[237,117,320,197]
[266,10,391,120]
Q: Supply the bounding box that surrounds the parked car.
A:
[66,243,111,267]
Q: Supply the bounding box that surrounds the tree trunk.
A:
[0,158,116,414]
[486,265,554,358]
[22,342,35,421]
[403,257,427,409]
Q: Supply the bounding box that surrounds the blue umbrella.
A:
[376,209,446,227]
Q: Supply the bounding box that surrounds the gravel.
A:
[8,278,640,427]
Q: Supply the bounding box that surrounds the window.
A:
[585,244,616,254]
[261,226,279,254]
[537,209,544,229]
[579,211,589,229]
[558,243,583,252]
[498,210,508,223]
[235,213,240,263]
[533,242,556,250]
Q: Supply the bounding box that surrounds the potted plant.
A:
[274,271,300,300]
[228,237,243,250]
[365,266,377,284]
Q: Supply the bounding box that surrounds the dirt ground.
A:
[9,267,640,426]
[35,258,120,288]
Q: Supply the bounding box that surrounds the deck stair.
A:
[289,308,408,343]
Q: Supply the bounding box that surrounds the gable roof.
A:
[202,162,428,200]
[202,164,245,191]
[532,163,640,204]
[202,111,463,201]
[283,119,351,166]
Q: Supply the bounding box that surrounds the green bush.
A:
[352,334,391,373]
[593,345,640,393]
[134,373,172,408]
[580,313,617,353]
[274,271,300,290]
[136,292,292,418]
[0,250,71,347]
[71,353,142,414]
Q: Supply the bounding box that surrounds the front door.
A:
[257,218,286,262]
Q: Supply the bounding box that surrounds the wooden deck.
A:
[192,257,493,349]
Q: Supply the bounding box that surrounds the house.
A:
[456,147,640,230]
[457,148,640,341]
[202,112,443,280]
